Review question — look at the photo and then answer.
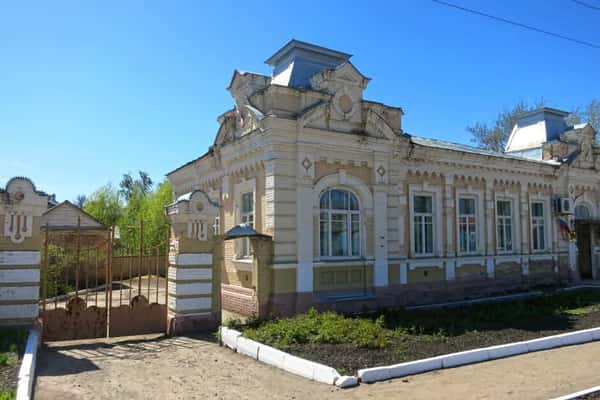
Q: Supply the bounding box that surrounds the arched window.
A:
[319,189,360,257]
[575,204,591,220]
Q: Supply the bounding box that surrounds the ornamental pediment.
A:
[310,62,370,94]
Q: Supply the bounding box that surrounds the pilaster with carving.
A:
[165,190,221,334]
[0,177,48,326]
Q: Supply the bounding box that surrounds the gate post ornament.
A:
[166,189,220,241]
[0,177,49,244]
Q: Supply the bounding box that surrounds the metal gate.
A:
[39,220,169,341]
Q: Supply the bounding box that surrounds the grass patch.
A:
[0,328,28,357]
[0,327,29,394]
[0,390,15,400]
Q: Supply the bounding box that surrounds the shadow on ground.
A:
[37,333,217,377]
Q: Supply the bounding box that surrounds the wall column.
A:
[296,152,315,293]
[0,178,47,326]
[373,157,389,287]
[485,180,495,278]
[166,190,221,334]
[444,175,455,281]
[373,187,389,286]
[520,185,530,276]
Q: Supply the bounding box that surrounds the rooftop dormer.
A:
[505,107,570,159]
[265,39,352,89]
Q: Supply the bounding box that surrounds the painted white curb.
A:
[550,385,600,400]
[257,344,287,368]
[335,375,359,388]
[236,336,260,359]
[16,329,39,400]
[219,327,344,386]
[220,326,241,350]
[358,326,600,384]
[442,348,489,368]
[486,342,529,359]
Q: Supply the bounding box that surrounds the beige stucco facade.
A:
[167,40,600,318]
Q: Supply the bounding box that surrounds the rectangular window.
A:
[531,201,546,251]
[240,192,254,257]
[458,197,477,253]
[496,200,513,252]
[413,195,434,255]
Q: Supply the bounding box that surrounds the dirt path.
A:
[34,335,600,400]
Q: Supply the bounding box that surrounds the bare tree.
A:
[467,99,546,152]
[119,171,154,200]
[73,194,87,208]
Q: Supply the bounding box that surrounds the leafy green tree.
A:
[83,175,172,254]
[115,180,172,255]
[83,184,123,227]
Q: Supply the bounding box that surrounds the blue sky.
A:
[2,0,599,201]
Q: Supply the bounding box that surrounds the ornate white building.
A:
[167,40,600,317]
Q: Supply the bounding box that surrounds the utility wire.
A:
[432,0,600,49]
[571,0,600,11]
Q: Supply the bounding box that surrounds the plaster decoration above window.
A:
[374,162,388,184]
[4,212,33,244]
[298,155,315,179]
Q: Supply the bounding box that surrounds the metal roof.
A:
[409,135,561,166]
[223,224,272,241]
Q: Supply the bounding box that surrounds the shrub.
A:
[243,308,391,349]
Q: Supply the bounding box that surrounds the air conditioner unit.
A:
[555,197,573,215]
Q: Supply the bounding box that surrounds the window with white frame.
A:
[496,200,513,252]
[240,192,254,257]
[458,197,477,254]
[319,189,360,258]
[531,201,546,251]
[413,194,434,256]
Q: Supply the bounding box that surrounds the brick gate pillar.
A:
[166,190,221,334]
[0,177,49,326]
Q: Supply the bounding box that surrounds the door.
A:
[577,223,592,279]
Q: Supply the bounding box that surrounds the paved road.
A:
[35,335,600,400]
